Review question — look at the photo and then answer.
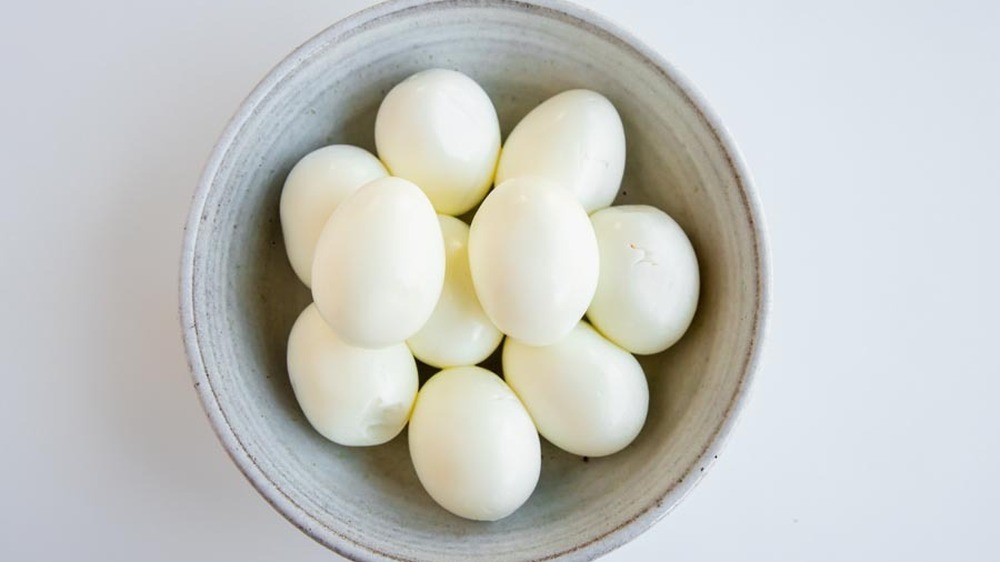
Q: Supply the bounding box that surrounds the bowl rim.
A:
[179,0,772,560]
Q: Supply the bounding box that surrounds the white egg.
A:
[406,216,503,368]
[503,321,648,457]
[588,205,700,355]
[279,145,388,287]
[468,177,599,346]
[408,366,540,521]
[311,176,445,349]
[286,304,417,446]
[495,89,625,213]
[375,68,500,216]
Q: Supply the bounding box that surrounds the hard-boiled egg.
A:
[375,68,500,216]
[311,176,445,349]
[286,304,417,446]
[588,205,700,355]
[495,89,625,213]
[279,145,388,287]
[406,216,503,368]
[408,366,540,521]
[503,320,648,457]
[468,177,599,346]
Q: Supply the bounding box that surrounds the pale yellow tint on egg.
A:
[407,216,503,368]
[408,366,540,521]
[588,205,700,355]
[503,321,648,457]
[496,89,625,213]
[279,145,388,287]
[375,69,500,216]
[311,177,445,349]
[468,177,598,346]
[286,304,418,447]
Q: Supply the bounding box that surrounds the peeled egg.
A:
[495,89,625,213]
[503,321,648,457]
[468,177,599,346]
[311,176,445,349]
[588,205,700,355]
[279,145,388,287]
[408,366,540,521]
[286,304,417,446]
[406,216,503,368]
[375,68,501,216]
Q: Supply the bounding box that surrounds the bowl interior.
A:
[185,1,764,560]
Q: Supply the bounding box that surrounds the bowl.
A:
[179,0,769,560]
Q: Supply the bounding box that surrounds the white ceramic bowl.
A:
[180,1,769,560]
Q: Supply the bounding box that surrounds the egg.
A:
[495,89,625,213]
[588,205,700,355]
[406,216,503,368]
[408,366,540,521]
[279,145,388,287]
[311,176,445,349]
[375,68,501,216]
[503,321,648,457]
[286,304,418,446]
[468,177,599,346]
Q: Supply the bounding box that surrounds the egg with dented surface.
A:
[588,205,700,355]
[286,304,417,446]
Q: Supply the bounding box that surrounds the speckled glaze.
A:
[179,1,770,560]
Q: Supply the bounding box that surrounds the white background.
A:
[2,0,997,560]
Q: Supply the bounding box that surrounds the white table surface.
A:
[2,0,998,560]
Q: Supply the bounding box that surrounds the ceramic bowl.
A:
[180,0,769,560]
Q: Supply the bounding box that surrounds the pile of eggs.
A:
[281,69,699,521]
